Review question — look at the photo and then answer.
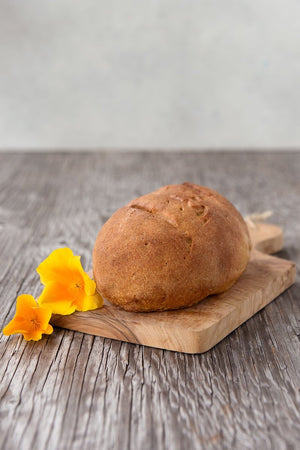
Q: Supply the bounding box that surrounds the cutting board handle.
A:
[248,222,283,254]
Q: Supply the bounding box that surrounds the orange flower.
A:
[2,294,53,341]
[37,248,103,315]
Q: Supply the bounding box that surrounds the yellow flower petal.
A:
[68,255,86,277]
[78,292,104,312]
[23,330,42,341]
[36,248,77,285]
[23,325,52,341]
[38,282,76,315]
[45,324,54,334]
[16,294,37,315]
[83,275,96,296]
[3,319,27,336]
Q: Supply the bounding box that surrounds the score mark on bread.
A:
[92,183,251,312]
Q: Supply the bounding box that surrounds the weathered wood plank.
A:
[0,151,299,450]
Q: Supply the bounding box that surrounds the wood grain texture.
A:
[50,224,295,353]
[0,151,300,450]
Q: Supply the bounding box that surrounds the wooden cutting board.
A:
[51,223,295,353]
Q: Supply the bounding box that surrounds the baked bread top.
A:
[93,183,251,312]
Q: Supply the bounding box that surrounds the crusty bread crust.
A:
[93,183,251,312]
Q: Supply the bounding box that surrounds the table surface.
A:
[0,151,299,450]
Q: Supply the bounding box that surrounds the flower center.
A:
[30,318,40,329]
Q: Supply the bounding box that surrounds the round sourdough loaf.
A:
[93,183,251,312]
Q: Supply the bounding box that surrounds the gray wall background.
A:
[0,0,299,150]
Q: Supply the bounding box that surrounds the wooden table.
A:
[0,151,299,450]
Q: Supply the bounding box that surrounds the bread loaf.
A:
[93,183,251,312]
